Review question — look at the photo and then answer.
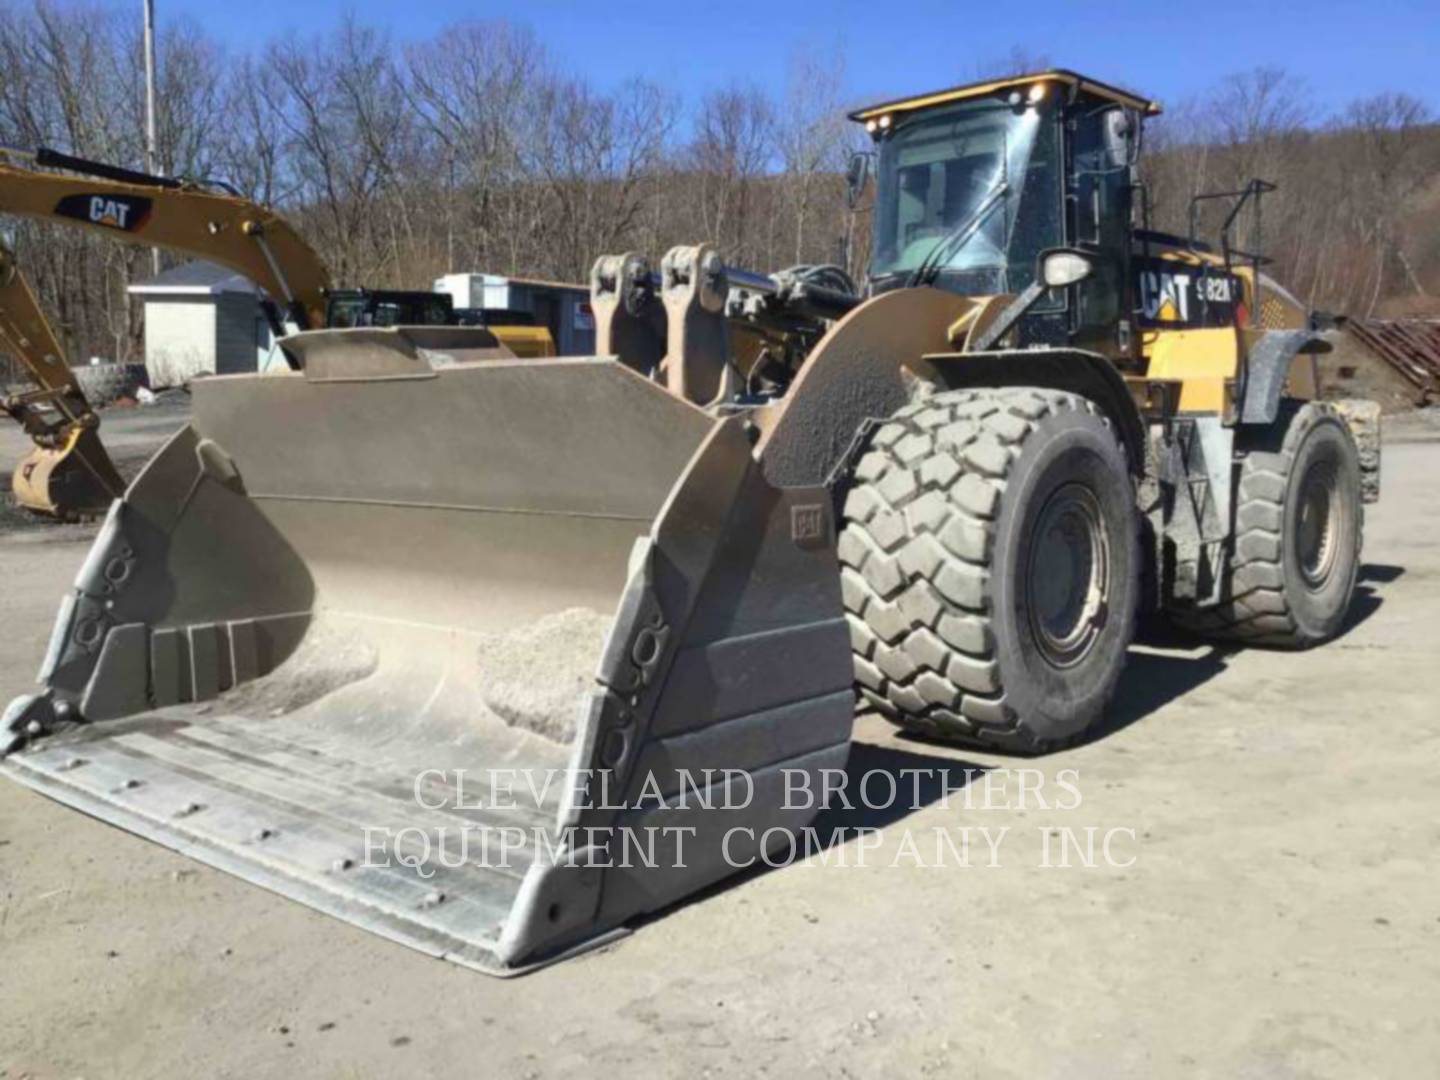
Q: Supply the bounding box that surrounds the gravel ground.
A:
[1,410,1438,1078]
[1384,405,1440,442]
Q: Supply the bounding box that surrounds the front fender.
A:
[920,348,1147,475]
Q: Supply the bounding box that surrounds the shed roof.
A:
[128,259,259,297]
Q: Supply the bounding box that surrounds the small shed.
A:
[128,260,277,387]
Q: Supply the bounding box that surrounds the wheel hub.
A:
[1296,459,1339,588]
[1026,483,1110,669]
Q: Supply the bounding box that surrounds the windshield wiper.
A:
[907,179,1009,289]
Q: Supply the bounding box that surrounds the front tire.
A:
[839,387,1139,753]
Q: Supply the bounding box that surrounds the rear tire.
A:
[839,387,1139,753]
[1172,400,1362,646]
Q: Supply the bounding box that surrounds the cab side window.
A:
[1070,106,1131,329]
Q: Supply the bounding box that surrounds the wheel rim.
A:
[1025,483,1110,669]
[1296,458,1340,588]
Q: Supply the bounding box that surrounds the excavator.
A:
[0,146,553,519]
[2,70,1381,974]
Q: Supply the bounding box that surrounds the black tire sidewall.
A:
[991,411,1138,740]
[1281,418,1361,640]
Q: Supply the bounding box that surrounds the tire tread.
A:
[840,387,1109,752]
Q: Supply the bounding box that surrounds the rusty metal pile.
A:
[1346,319,1440,403]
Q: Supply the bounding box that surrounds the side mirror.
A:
[845,151,872,209]
[1103,109,1138,169]
[972,248,1097,352]
[1040,248,1094,288]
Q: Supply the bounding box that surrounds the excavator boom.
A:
[0,146,341,518]
[0,147,331,331]
[0,147,557,518]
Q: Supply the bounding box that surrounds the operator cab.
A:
[850,70,1159,357]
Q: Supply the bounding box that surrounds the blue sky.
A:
[165,0,1437,118]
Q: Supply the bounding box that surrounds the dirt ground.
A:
[1,407,1438,1078]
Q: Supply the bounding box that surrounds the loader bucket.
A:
[0,344,854,973]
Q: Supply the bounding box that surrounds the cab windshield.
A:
[870,95,1060,293]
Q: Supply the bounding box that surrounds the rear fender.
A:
[1238,330,1331,425]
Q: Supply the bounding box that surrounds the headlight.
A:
[1041,250,1094,288]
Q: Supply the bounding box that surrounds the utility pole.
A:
[142,0,160,276]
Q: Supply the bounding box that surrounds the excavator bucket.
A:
[0,342,854,973]
[11,427,124,520]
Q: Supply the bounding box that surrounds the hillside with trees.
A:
[1,2,1437,372]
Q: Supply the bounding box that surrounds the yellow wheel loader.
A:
[0,147,555,519]
[1,70,1380,973]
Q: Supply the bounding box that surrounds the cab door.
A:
[1067,104,1135,358]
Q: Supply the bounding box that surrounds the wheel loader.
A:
[1,70,1380,973]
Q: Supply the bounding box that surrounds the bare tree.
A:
[403,22,547,275]
[691,84,776,266]
[146,19,224,178]
[1337,93,1436,312]
[0,1,164,361]
[5,0,1440,378]
[214,56,289,206]
[265,18,410,285]
[777,45,850,266]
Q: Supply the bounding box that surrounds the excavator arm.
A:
[0,147,331,333]
[0,241,124,516]
[0,147,336,518]
[0,238,84,433]
[0,146,549,519]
